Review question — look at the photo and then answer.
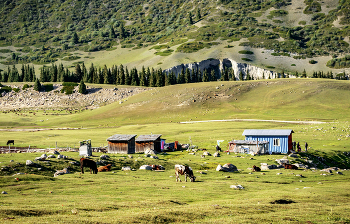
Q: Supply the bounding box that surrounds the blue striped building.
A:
[242,129,294,154]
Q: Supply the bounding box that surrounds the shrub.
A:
[43,84,54,92]
[309,60,317,64]
[238,50,254,54]
[241,58,252,61]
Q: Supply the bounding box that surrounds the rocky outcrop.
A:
[163,58,280,80]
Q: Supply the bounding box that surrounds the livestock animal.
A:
[175,164,196,182]
[284,164,298,170]
[80,158,98,174]
[6,140,14,145]
[252,165,261,172]
[97,164,112,172]
[150,164,165,170]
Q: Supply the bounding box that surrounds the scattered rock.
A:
[54,168,70,177]
[47,155,56,158]
[150,155,159,159]
[122,166,131,171]
[26,160,34,166]
[145,149,157,155]
[128,155,133,159]
[2,191,8,194]
[203,151,211,156]
[230,185,244,190]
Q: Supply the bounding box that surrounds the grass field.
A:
[1,79,350,223]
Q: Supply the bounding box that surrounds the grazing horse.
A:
[80,158,98,174]
[284,164,298,170]
[7,140,14,145]
[175,164,196,182]
[253,165,261,172]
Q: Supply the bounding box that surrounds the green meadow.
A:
[1,79,350,223]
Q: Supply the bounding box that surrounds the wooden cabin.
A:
[107,134,136,154]
[242,129,294,154]
[228,140,269,154]
[135,134,162,153]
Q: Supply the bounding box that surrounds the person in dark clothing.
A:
[292,141,296,150]
[305,142,308,151]
[297,142,301,152]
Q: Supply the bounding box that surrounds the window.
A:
[273,138,280,146]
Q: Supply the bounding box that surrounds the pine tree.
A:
[120,23,126,38]
[131,68,139,86]
[125,67,131,85]
[140,66,146,86]
[82,63,87,82]
[246,70,251,80]
[78,80,86,94]
[119,64,125,85]
[188,12,193,25]
[198,68,202,82]
[239,71,244,81]
[196,8,201,21]
[75,64,83,82]
[34,78,41,91]
[72,32,79,44]
[203,69,209,82]
[210,70,216,81]
[302,69,307,78]
[185,68,191,83]
[110,27,116,39]
[103,65,109,84]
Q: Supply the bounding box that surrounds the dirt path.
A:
[180,119,327,124]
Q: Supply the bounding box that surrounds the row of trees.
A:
[1,62,347,89]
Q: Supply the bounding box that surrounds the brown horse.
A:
[80,158,98,174]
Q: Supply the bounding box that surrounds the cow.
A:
[97,164,112,172]
[175,164,196,182]
[284,164,298,170]
[150,164,165,170]
[80,158,98,174]
[252,165,261,172]
[6,140,14,145]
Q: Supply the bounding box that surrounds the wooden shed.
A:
[228,140,269,154]
[135,134,162,153]
[243,129,294,154]
[107,134,136,154]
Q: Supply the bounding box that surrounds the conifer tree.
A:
[78,80,86,94]
[120,23,126,38]
[125,66,131,85]
[119,64,125,85]
[34,78,41,91]
[210,70,216,81]
[198,68,202,82]
[239,71,244,81]
[72,32,79,44]
[185,68,191,83]
[103,65,109,84]
[196,8,201,21]
[140,66,146,86]
[203,69,209,82]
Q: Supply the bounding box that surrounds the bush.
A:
[22,84,31,90]
[238,50,254,54]
[309,60,317,64]
[43,84,54,92]
[241,58,252,61]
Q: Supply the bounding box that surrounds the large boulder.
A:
[216,163,237,172]
[26,160,34,166]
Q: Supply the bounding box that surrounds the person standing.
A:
[297,142,301,152]
[305,142,308,152]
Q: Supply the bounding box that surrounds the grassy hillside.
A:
[0,79,349,151]
[0,0,349,74]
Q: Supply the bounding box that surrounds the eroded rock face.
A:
[163,58,281,80]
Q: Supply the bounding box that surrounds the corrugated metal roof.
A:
[229,140,269,145]
[107,134,137,142]
[242,129,294,136]
[136,134,162,142]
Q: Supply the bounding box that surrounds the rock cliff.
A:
[163,58,281,80]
